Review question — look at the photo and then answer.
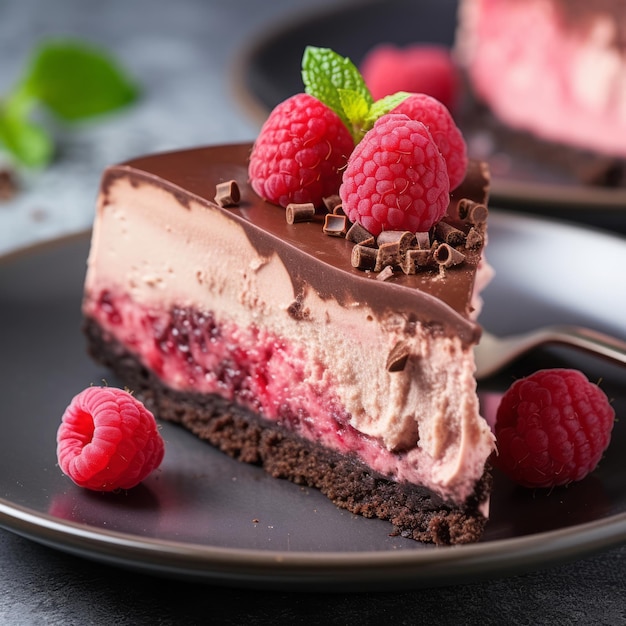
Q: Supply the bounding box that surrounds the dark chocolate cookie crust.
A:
[84,316,491,546]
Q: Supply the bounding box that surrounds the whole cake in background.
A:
[81,47,497,545]
[456,0,626,185]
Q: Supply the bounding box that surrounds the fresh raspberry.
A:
[339,113,449,236]
[360,44,460,112]
[392,93,468,190]
[248,93,354,208]
[493,369,615,488]
[57,386,165,491]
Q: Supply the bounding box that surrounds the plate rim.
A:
[1,214,625,590]
[2,497,625,588]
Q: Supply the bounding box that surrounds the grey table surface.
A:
[1,0,625,624]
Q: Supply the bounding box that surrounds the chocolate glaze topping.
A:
[106,143,490,345]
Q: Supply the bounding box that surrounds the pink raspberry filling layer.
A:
[89,288,467,504]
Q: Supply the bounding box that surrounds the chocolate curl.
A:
[401,248,433,275]
[434,243,466,268]
[214,180,240,207]
[457,198,472,220]
[414,231,431,250]
[458,199,488,227]
[377,230,415,250]
[286,202,316,224]
[434,221,466,246]
[375,241,403,271]
[322,194,342,213]
[465,226,484,249]
[351,244,378,270]
[346,222,375,246]
[373,231,415,272]
[376,266,394,281]
[323,213,348,237]
[386,341,410,372]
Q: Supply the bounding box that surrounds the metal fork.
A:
[474,325,626,380]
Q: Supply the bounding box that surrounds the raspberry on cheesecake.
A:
[81,48,496,544]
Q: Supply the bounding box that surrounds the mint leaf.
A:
[302,46,372,138]
[0,109,53,167]
[301,47,414,144]
[337,89,371,142]
[365,92,411,127]
[20,39,139,121]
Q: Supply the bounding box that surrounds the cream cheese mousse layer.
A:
[82,142,496,545]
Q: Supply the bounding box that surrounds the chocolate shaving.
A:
[414,231,431,250]
[386,341,410,372]
[376,265,394,281]
[347,216,473,275]
[323,213,348,237]
[401,248,433,275]
[465,226,484,249]
[377,230,415,250]
[375,241,402,271]
[351,244,378,270]
[458,199,488,226]
[434,243,466,267]
[322,194,342,213]
[214,180,240,207]
[346,222,375,245]
[286,202,316,224]
[457,198,473,220]
[434,222,466,246]
[374,232,417,272]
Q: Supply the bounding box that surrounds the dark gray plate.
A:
[233,0,626,229]
[0,211,625,591]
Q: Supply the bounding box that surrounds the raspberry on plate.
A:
[339,113,449,236]
[392,93,468,190]
[493,369,615,488]
[248,93,354,208]
[57,386,165,491]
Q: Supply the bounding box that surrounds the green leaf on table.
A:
[0,110,53,167]
[0,38,139,168]
[19,39,140,121]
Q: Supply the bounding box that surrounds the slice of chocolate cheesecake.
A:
[82,142,495,545]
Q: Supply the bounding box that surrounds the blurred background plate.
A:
[233,0,626,234]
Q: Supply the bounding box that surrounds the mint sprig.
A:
[0,106,52,168]
[0,39,140,168]
[302,46,410,143]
